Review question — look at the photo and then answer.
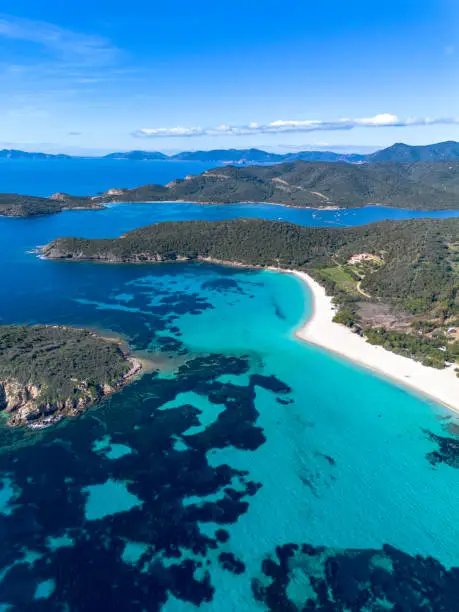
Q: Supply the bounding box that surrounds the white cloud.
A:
[0,15,119,66]
[355,113,399,126]
[132,126,206,138]
[133,114,459,138]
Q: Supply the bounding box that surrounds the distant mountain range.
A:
[3,141,459,164]
[105,148,366,163]
[0,149,71,160]
[102,141,459,164]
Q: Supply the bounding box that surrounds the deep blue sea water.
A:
[0,158,220,197]
[1,165,459,609]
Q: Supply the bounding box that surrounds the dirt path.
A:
[357,280,371,298]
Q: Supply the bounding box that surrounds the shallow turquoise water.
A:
[83,479,143,521]
[0,203,459,609]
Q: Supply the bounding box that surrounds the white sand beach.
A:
[291,271,459,413]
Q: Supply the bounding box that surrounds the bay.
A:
[0,171,459,609]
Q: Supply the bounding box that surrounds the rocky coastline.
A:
[0,356,142,429]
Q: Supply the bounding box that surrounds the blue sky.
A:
[0,0,458,154]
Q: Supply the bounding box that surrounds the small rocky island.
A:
[0,325,141,428]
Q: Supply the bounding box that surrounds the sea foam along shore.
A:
[291,270,459,413]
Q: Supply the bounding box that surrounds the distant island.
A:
[2,159,459,217]
[42,217,459,374]
[0,325,142,428]
[5,139,459,164]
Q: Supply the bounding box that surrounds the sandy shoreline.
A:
[290,270,459,413]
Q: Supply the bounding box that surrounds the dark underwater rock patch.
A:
[156,335,186,354]
[425,430,459,469]
[218,552,246,575]
[158,292,214,316]
[317,452,336,466]
[215,529,230,543]
[202,278,245,294]
[276,397,293,405]
[0,351,296,610]
[272,300,287,321]
[251,374,292,395]
[252,542,459,611]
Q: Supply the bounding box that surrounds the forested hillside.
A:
[367,141,459,163]
[105,160,459,209]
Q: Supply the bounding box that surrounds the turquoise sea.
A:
[1,164,459,609]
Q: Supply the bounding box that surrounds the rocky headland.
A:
[0,325,142,428]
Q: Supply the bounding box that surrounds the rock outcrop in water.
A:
[0,325,142,428]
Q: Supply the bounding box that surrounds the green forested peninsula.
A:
[42,217,459,369]
[0,325,140,427]
[104,160,459,210]
[2,159,459,217]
